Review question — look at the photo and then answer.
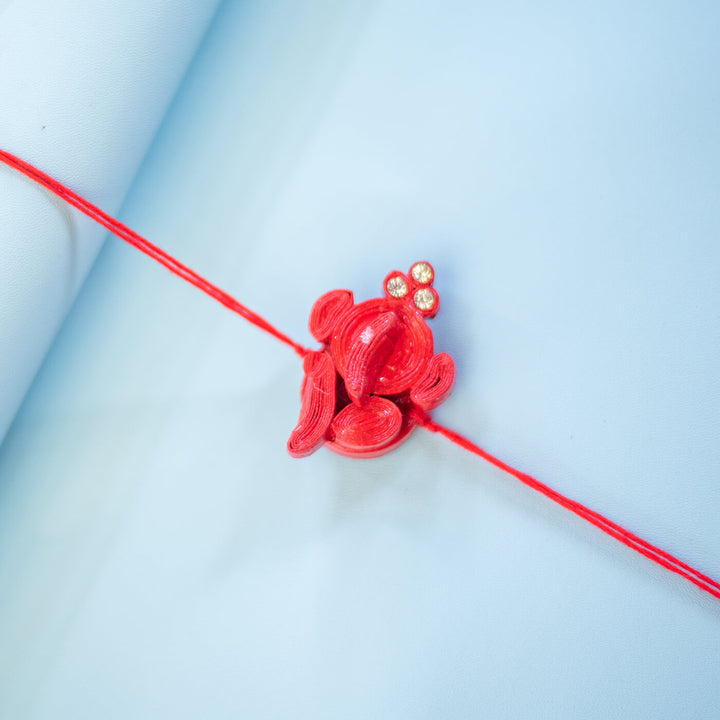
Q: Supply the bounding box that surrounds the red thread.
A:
[0,149,309,358]
[2,149,718,602]
[413,410,720,601]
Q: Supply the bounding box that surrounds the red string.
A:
[0,149,310,358]
[2,148,718,602]
[413,410,720,601]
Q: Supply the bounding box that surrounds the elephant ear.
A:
[309,289,353,343]
[287,351,336,458]
[410,352,456,411]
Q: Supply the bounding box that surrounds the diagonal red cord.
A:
[0,149,310,358]
[2,148,718,602]
[413,411,720,601]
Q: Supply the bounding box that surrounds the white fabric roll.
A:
[0,0,220,443]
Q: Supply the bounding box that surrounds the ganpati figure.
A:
[288,262,455,458]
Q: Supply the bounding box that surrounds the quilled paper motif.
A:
[287,262,455,458]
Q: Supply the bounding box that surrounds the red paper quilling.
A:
[288,262,455,458]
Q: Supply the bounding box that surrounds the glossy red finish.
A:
[288,262,455,458]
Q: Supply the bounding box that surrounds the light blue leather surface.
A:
[0,0,220,443]
[1,1,719,718]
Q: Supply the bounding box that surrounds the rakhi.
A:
[2,148,718,602]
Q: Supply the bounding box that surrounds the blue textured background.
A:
[1,1,719,717]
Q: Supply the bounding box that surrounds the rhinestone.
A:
[386,276,408,298]
[411,262,433,285]
[414,288,435,311]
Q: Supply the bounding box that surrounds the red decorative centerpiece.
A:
[288,262,455,457]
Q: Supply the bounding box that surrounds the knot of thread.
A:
[409,407,433,427]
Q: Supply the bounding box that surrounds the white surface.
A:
[0,0,220,442]
[1,1,719,718]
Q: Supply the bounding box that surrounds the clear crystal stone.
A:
[386,276,408,298]
[411,262,433,285]
[414,288,435,310]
